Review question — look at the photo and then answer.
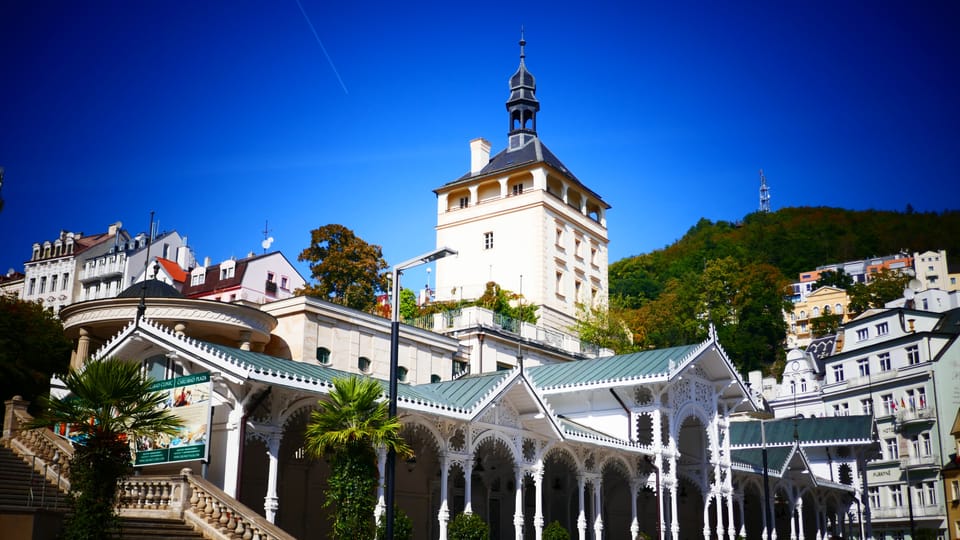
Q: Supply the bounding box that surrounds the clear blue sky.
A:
[2,1,958,288]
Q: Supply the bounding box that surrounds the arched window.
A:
[836,303,843,314]
[790,380,796,394]
[358,356,371,373]
[398,366,408,383]
[801,379,807,392]
[800,310,807,320]
[823,305,832,315]
[813,307,820,317]
[431,374,441,383]
[316,347,331,365]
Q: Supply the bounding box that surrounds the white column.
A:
[593,476,603,540]
[513,470,524,540]
[534,465,544,540]
[464,457,474,514]
[375,448,386,523]
[703,494,712,540]
[438,454,450,540]
[669,463,679,540]
[714,492,724,540]
[630,481,639,540]
[263,431,281,522]
[797,499,805,540]
[789,501,797,540]
[498,177,509,198]
[577,475,587,540]
[652,402,666,540]
[222,404,244,498]
[737,494,746,539]
[468,185,479,206]
[761,491,769,540]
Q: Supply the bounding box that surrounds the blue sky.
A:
[1,1,958,289]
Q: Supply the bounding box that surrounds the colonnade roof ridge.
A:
[728,415,875,447]
[526,342,701,390]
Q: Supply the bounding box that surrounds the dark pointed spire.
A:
[506,27,539,150]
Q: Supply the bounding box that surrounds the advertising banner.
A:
[133,372,212,467]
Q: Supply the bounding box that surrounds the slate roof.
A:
[117,279,183,299]
[527,344,700,390]
[805,335,836,362]
[729,415,874,448]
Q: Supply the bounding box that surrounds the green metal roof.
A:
[730,447,796,474]
[729,416,874,447]
[204,342,348,385]
[527,344,700,389]
[201,341,510,414]
[398,372,512,412]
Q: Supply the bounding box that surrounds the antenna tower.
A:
[759,169,771,213]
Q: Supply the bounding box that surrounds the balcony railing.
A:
[900,453,940,469]
[896,406,936,425]
[872,504,945,520]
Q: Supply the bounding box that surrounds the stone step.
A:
[107,517,206,539]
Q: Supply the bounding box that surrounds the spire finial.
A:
[519,26,526,62]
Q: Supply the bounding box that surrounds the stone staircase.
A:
[107,516,206,539]
[0,444,70,510]
[3,396,297,540]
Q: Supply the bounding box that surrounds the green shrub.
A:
[542,520,570,540]
[376,506,413,540]
[448,512,489,540]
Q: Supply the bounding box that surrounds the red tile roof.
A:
[156,257,188,283]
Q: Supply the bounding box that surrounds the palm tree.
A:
[304,375,411,540]
[28,357,183,540]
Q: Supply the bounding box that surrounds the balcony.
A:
[872,504,945,520]
[900,453,940,470]
[896,406,936,426]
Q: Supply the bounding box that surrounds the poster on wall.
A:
[133,372,212,467]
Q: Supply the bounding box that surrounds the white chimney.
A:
[203,256,211,268]
[108,221,122,236]
[470,138,491,174]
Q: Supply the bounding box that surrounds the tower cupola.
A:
[506,30,539,150]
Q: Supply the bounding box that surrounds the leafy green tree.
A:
[813,269,855,290]
[376,505,413,540]
[572,302,635,354]
[476,282,537,324]
[0,295,72,416]
[303,376,411,540]
[297,224,389,312]
[448,513,490,540]
[542,521,571,540]
[847,268,912,315]
[810,314,842,337]
[27,358,183,540]
[398,288,419,321]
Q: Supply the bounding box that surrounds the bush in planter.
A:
[448,512,490,540]
[542,520,570,540]
[376,506,413,540]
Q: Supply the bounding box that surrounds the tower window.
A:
[483,232,494,250]
[398,366,408,383]
[459,197,469,209]
[512,183,524,196]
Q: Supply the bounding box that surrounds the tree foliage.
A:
[609,207,960,373]
[297,224,389,312]
[398,288,419,320]
[847,268,913,315]
[813,269,854,290]
[303,376,411,540]
[448,513,490,540]
[27,358,183,540]
[572,302,635,354]
[0,295,72,416]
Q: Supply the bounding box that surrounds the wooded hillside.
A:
[605,207,960,374]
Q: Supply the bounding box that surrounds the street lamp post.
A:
[385,247,457,540]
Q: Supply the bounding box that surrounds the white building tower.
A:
[433,36,611,332]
